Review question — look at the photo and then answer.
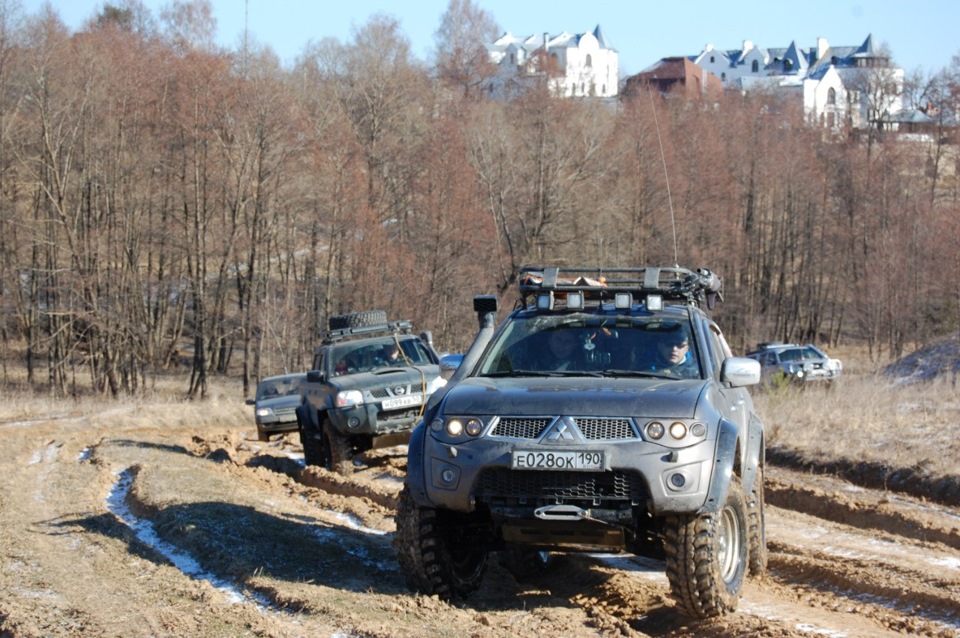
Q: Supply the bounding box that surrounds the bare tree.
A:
[433,0,499,97]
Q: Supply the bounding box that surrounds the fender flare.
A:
[700,418,740,514]
[740,415,765,497]
[405,422,428,504]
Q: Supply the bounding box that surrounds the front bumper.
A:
[328,401,428,438]
[421,434,718,516]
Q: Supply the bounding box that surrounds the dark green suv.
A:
[395,267,766,618]
[296,310,445,475]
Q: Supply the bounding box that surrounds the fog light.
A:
[669,473,686,489]
[348,416,360,428]
[441,468,456,484]
[446,419,464,437]
[669,421,687,439]
[691,422,706,437]
[465,418,482,436]
[646,421,664,440]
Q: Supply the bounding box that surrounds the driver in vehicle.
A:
[647,329,699,378]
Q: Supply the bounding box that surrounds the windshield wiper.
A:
[599,369,677,379]
[482,369,599,378]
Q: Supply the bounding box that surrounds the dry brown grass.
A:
[0,376,249,432]
[754,371,960,481]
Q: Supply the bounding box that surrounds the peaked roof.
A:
[592,24,613,49]
[853,33,876,57]
[489,25,615,55]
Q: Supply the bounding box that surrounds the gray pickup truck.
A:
[295,310,445,474]
[395,267,766,619]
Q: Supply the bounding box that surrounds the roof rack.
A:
[322,320,413,344]
[518,266,723,310]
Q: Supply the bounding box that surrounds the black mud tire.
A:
[323,419,354,475]
[300,419,329,469]
[498,547,550,583]
[257,428,271,443]
[747,467,768,577]
[663,477,748,618]
[393,485,487,600]
[328,309,388,331]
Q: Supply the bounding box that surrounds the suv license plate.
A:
[512,450,604,471]
[381,394,423,410]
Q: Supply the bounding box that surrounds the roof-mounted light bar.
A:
[517,266,724,310]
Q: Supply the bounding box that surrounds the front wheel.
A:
[663,477,748,618]
[323,420,354,475]
[299,410,329,468]
[747,467,768,577]
[393,486,488,600]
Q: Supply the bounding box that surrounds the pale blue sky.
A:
[22,0,960,77]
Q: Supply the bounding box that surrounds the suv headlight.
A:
[643,420,707,446]
[255,407,274,418]
[335,390,364,408]
[430,416,485,439]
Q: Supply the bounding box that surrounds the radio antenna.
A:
[648,89,679,268]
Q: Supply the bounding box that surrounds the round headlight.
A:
[430,418,443,432]
[465,418,482,436]
[669,422,687,439]
[646,421,664,440]
[690,422,706,437]
[446,418,464,437]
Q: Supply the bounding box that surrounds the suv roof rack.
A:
[518,266,723,310]
[322,320,413,344]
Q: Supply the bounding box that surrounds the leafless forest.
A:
[0,1,958,399]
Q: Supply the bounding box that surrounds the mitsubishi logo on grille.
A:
[546,420,576,442]
[393,386,406,395]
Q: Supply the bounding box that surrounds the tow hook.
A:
[534,504,587,521]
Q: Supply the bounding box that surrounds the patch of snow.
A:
[77,448,92,462]
[931,556,960,570]
[106,468,274,611]
[794,623,847,637]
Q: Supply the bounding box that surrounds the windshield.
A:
[779,347,825,363]
[257,376,304,400]
[329,337,434,376]
[476,312,701,379]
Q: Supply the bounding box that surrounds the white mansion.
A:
[691,34,905,130]
[484,25,619,100]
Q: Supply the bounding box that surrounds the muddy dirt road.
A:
[1,407,958,638]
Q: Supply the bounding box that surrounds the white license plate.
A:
[381,394,424,410]
[511,450,605,471]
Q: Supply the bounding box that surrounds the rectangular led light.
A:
[536,292,554,310]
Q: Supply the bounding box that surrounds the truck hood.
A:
[333,365,440,392]
[440,376,707,418]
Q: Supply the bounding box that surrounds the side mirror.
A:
[245,398,256,406]
[438,353,464,381]
[721,357,761,387]
[306,369,324,383]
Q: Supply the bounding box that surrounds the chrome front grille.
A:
[370,383,426,399]
[491,417,552,439]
